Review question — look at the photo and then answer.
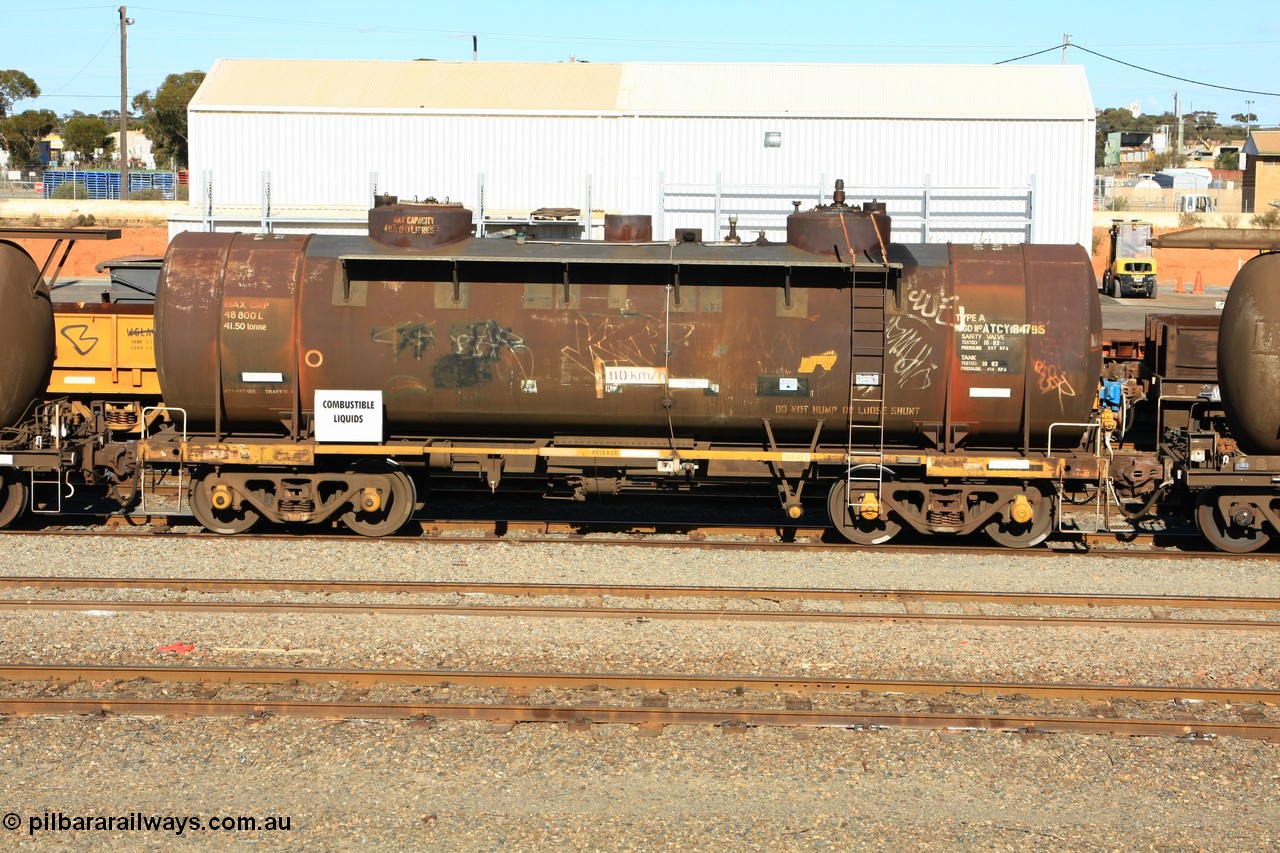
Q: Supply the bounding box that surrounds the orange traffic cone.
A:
[1175,274,1184,293]
[1193,271,1204,294]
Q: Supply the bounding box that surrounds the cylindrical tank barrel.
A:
[0,241,55,430]
[154,219,1099,447]
[1217,252,1280,454]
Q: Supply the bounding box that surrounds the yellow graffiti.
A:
[798,350,838,374]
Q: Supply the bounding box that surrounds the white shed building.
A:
[182,60,1095,247]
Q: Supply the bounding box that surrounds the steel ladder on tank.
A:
[844,266,892,517]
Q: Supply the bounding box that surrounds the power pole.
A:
[1174,92,1184,168]
[119,6,133,200]
[1061,34,1071,64]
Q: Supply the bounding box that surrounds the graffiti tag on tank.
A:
[798,350,838,374]
[433,320,529,389]
[560,313,695,388]
[1033,358,1077,402]
[371,322,436,360]
[906,287,960,327]
[884,315,938,390]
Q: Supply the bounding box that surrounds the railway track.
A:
[3,664,1277,741]
[4,520,1274,560]
[2,577,1278,630]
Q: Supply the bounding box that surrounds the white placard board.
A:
[314,390,383,443]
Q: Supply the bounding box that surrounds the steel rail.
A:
[5,664,1278,704]
[1,597,1276,630]
[1,576,1276,611]
[0,697,1274,740]
[6,524,1270,561]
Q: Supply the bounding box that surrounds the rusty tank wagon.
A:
[142,182,1101,544]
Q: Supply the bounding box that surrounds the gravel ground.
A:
[0,533,1277,851]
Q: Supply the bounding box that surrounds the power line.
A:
[993,45,1061,65]
[41,22,121,98]
[1072,44,1279,97]
[997,41,1280,98]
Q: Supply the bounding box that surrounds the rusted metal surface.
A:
[9,576,1279,609]
[1217,253,1280,454]
[367,201,472,249]
[6,663,1279,704]
[0,227,123,241]
[881,242,1101,448]
[154,206,1099,450]
[1143,313,1219,382]
[1150,228,1280,251]
[1,696,1275,740]
[3,665,1277,739]
[0,241,55,430]
[604,214,653,242]
[786,184,891,259]
[156,232,310,427]
[2,597,1275,630]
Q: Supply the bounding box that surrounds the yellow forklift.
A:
[1101,220,1158,298]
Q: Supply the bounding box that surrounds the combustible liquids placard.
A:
[314,390,384,443]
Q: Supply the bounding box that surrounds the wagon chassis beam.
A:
[140,438,1071,482]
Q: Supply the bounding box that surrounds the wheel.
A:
[1147,282,1158,299]
[190,474,261,534]
[341,468,415,537]
[982,487,1055,548]
[0,470,26,529]
[827,477,901,545]
[1195,491,1271,554]
[1101,272,1112,297]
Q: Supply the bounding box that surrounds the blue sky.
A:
[3,0,1276,125]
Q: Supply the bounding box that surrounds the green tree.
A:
[62,115,115,165]
[1142,149,1181,172]
[132,70,204,170]
[0,108,57,169]
[1094,106,1179,167]
[1215,150,1239,170]
[0,69,39,117]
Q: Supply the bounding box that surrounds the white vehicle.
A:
[1176,194,1217,214]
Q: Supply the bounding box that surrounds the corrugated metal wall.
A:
[189,111,1094,246]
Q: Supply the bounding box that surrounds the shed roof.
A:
[1245,130,1280,157]
[189,59,1094,120]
